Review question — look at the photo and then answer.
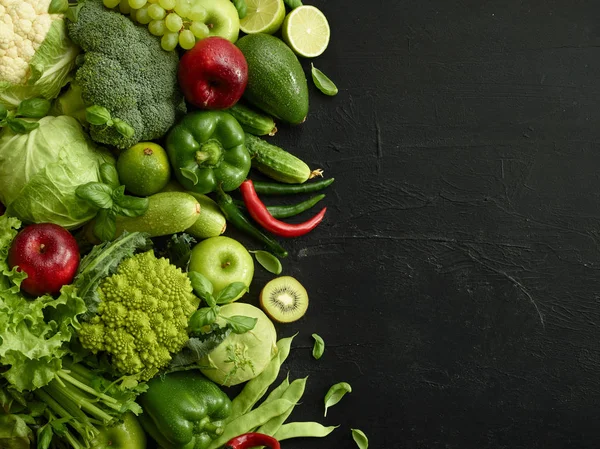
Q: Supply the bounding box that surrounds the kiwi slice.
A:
[259,276,309,323]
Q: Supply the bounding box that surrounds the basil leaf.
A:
[99,163,120,188]
[224,315,258,334]
[113,118,135,138]
[215,282,248,304]
[312,333,325,359]
[94,209,117,241]
[324,382,352,416]
[189,307,218,331]
[351,429,369,449]
[48,0,69,13]
[75,182,114,209]
[17,98,51,118]
[65,2,84,22]
[188,271,215,304]
[0,104,7,120]
[6,117,39,134]
[180,168,199,185]
[86,105,112,126]
[112,195,149,218]
[311,64,338,96]
[250,250,282,275]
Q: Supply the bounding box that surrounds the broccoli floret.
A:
[77,251,200,380]
[65,0,185,149]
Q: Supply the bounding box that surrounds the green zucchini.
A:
[244,133,321,184]
[228,103,277,136]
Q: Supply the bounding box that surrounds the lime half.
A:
[281,5,330,58]
[239,0,286,35]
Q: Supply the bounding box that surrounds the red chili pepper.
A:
[239,180,327,238]
[223,432,281,449]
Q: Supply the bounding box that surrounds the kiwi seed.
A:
[259,276,309,323]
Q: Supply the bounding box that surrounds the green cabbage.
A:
[0,19,79,109]
[0,116,114,229]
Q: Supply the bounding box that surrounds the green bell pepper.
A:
[137,370,232,449]
[166,111,251,194]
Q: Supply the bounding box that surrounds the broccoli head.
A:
[77,251,200,380]
[66,0,186,149]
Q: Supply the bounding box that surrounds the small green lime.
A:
[117,142,171,196]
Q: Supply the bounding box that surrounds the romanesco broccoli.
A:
[64,0,185,149]
[77,250,200,380]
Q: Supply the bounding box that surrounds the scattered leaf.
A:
[251,250,282,274]
[324,382,352,416]
[311,63,338,96]
[311,333,325,359]
[351,428,369,449]
[216,282,248,304]
[188,271,215,304]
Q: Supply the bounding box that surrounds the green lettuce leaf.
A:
[0,216,86,392]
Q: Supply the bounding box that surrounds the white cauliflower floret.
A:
[0,0,58,84]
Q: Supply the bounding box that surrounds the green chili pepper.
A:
[252,178,334,195]
[234,194,325,218]
[215,187,288,258]
[166,111,251,194]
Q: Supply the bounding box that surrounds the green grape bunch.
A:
[103,0,211,51]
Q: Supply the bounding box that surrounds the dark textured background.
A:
[236,1,600,448]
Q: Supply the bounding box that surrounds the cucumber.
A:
[227,103,277,136]
[114,192,201,238]
[236,34,309,125]
[161,181,227,239]
[244,133,320,184]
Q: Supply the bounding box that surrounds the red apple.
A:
[8,223,80,297]
[178,36,248,110]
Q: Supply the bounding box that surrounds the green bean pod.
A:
[257,377,308,437]
[252,178,335,195]
[229,335,296,420]
[207,399,294,449]
[260,373,291,406]
[273,422,338,441]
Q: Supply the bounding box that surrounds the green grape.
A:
[179,29,196,50]
[103,0,121,8]
[136,5,151,23]
[148,19,167,36]
[190,21,210,39]
[158,0,176,9]
[119,0,131,14]
[174,0,192,17]
[161,32,179,51]
[148,3,166,20]
[188,5,207,22]
[128,0,147,9]
[165,13,183,32]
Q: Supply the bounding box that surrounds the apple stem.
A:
[222,261,231,268]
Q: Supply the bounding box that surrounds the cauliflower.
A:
[78,251,200,380]
[0,0,79,108]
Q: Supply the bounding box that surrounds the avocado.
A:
[236,34,309,125]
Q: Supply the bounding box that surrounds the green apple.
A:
[91,412,146,449]
[189,236,254,301]
[197,0,240,43]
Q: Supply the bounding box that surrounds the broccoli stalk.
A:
[32,359,144,448]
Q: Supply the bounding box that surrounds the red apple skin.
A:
[178,36,248,110]
[8,223,80,297]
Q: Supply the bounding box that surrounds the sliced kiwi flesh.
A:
[259,276,309,323]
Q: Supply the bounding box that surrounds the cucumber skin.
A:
[114,192,200,238]
[244,133,311,184]
[236,34,309,125]
[161,181,227,239]
[227,103,277,136]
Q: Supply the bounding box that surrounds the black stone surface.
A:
[243,1,600,448]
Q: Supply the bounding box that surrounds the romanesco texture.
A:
[66,0,185,149]
[77,251,200,380]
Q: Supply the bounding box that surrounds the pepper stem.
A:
[195,139,224,167]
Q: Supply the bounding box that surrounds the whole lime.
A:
[117,142,171,196]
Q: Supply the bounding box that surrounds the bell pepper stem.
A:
[195,139,224,167]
